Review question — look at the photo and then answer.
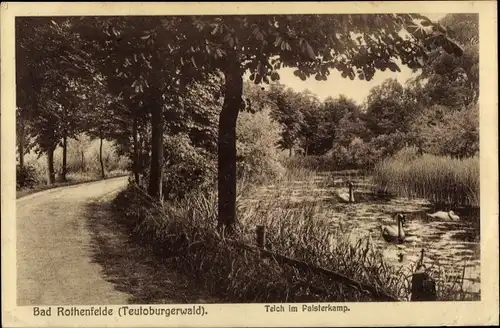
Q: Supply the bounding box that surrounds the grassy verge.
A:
[372,150,479,208]
[112,168,475,302]
[113,185,375,302]
[16,170,129,199]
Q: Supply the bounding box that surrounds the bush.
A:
[410,103,479,158]
[288,131,411,172]
[236,108,285,182]
[16,164,41,189]
[161,134,217,200]
[324,144,350,170]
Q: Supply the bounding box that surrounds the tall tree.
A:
[364,78,413,137]
[16,17,96,184]
[54,75,89,181]
[78,75,118,179]
[151,14,463,230]
[268,84,304,156]
[24,15,462,229]
[411,14,479,109]
[296,90,323,155]
[15,107,30,171]
[324,95,364,149]
[79,17,219,199]
[97,17,168,198]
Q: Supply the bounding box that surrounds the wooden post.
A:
[256,225,266,249]
[411,270,437,301]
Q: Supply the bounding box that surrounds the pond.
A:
[245,171,481,298]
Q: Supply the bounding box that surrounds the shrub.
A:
[16,164,41,189]
[324,144,350,170]
[389,145,420,163]
[283,132,410,173]
[236,108,285,182]
[161,134,217,200]
[281,155,324,171]
[410,103,479,158]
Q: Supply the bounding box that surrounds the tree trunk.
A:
[140,127,148,184]
[46,146,56,185]
[132,118,140,185]
[289,148,292,157]
[18,117,25,170]
[147,102,163,200]
[81,151,85,172]
[218,65,244,231]
[61,134,67,181]
[99,134,105,179]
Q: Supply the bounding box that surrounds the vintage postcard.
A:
[1,1,498,327]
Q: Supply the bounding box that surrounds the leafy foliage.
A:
[184,14,462,83]
[411,103,479,158]
[17,18,94,153]
[16,164,41,189]
[16,13,465,218]
[364,78,414,136]
[266,83,305,153]
[160,134,217,200]
[15,12,477,304]
[411,14,478,109]
[237,108,285,182]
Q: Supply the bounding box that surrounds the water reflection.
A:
[245,172,481,296]
[334,189,480,294]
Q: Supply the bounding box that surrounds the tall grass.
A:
[283,155,336,172]
[237,183,476,301]
[372,148,479,208]
[114,185,376,302]
[113,168,476,302]
[277,158,318,184]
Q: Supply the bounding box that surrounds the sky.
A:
[268,13,448,104]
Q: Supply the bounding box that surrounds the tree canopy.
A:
[16,13,465,229]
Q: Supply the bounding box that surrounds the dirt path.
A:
[17,176,214,305]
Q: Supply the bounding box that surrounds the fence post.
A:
[256,225,266,249]
[411,270,437,301]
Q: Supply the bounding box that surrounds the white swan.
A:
[381,213,406,244]
[426,210,460,221]
[335,181,355,203]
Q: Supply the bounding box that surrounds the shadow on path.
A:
[85,201,218,304]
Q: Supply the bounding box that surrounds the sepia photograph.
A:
[2,2,498,327]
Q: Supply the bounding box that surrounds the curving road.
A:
[17,176,215,306]
[17,177,129,305]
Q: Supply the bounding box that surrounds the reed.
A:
[237,191,477,301]
[112,174,477,302]
[372,149,479,208]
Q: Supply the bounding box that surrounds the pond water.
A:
[245,171,481,297]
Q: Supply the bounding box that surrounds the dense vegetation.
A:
[16,13,479,301]
[17,135,129,197]
[373,147,479,207]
